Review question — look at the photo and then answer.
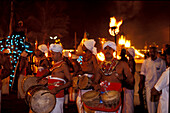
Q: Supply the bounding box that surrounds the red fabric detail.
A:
[48,78,65,98]
[50,60,64,71]
[83,97,121,112]
[36,69,49,77]
[100,82,122,92]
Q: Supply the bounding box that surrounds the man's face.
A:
[35,50,42,58]
[149,48,158,60]
[82,45,87,51]
[51,51,61,61]
[103,46,114,59]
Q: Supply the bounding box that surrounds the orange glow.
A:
[109,17,123,36]
[97,52,105,61]
[68,52,71,58]
[45,53,48,57]
[118,35,126,45]
[131,46,145,58]
[125,40,131,48]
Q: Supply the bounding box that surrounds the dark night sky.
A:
[0,1,170,49]
[68,1,170,49]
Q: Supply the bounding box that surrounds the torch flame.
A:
[125,40,131,48]
[119,35,126,45]
[109,17,123,36]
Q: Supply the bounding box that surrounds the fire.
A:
[109,17,123,36]
[125,40,131,48]
[97,52,105,61]
[68,52,71,58]
[119,35,126,45]
[131,46,145,58]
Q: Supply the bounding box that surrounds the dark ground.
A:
[2,91,148,113]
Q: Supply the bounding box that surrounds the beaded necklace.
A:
[100,58,119,76]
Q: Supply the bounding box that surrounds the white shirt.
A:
[154,67,169,113]
[140,57,166,88]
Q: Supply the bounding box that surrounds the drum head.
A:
[30,88,56,113]
[78,76,89,89]
[82,91,100,102]
[22,75,38,93]
[101,90,120,101]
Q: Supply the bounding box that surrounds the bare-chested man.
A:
[92,41,133,113]
[35,44,51,77]
[76,39,98,113]
[39,44,71,113]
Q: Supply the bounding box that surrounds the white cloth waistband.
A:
[83,73,93,78]
[48,76,66,84]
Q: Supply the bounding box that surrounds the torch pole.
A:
[114,30,117,58]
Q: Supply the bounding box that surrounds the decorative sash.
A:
[48,76,66,98]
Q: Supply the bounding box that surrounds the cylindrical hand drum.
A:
[72,76,79,89]
[101,90,120,108]
[25,85,56,113]
[78,76,92,89]
[21,75,38,93]
[82,90,100,107]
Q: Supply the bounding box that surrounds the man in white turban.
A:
[83,39,97,55]
[92,41,133,113]
[39,43,71,113]
[122,48,136,113]
[76,39,98,113]
[35,44,51,78]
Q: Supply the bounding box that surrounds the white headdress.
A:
[83,39,97,55]
[127,48,135,58]
[49,44,63,53]
[38,44,48,53]
[103,41,116,51]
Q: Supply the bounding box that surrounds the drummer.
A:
[38,43,71,113]
[92,41,133,113]
[76,39,98,113]
[35,44,52,77]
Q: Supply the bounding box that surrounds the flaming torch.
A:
[109,17,123,44]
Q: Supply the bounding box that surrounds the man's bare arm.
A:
[123,62,134,86]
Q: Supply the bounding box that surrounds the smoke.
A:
[115,1,142,20]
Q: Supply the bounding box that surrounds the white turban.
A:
[49,44,63,53]
[38,44,48,53]
[83,39,97,55]
[127,48,135,58]
[103,41,116,51]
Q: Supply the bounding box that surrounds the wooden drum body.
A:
[22,75,38,93]
[82,90,100,107]
[101,90,120,108]
[78,76,92,90]
[25,85,56,113]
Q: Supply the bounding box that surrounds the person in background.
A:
[122,48,136,113]
[151,46,170,113]
[15,50,29,99]
[139,45,166,113]
[76,39,98,113]
[120,48,128,62]
[0,51,12,112]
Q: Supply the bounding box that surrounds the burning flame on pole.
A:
[109,17,123,36]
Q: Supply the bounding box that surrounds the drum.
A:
[101,90,120,108]
[21,75,38,93]
[78,76,92,89]
[82,90,100,107]
[72,76,79,89]
[25,85,56,113]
